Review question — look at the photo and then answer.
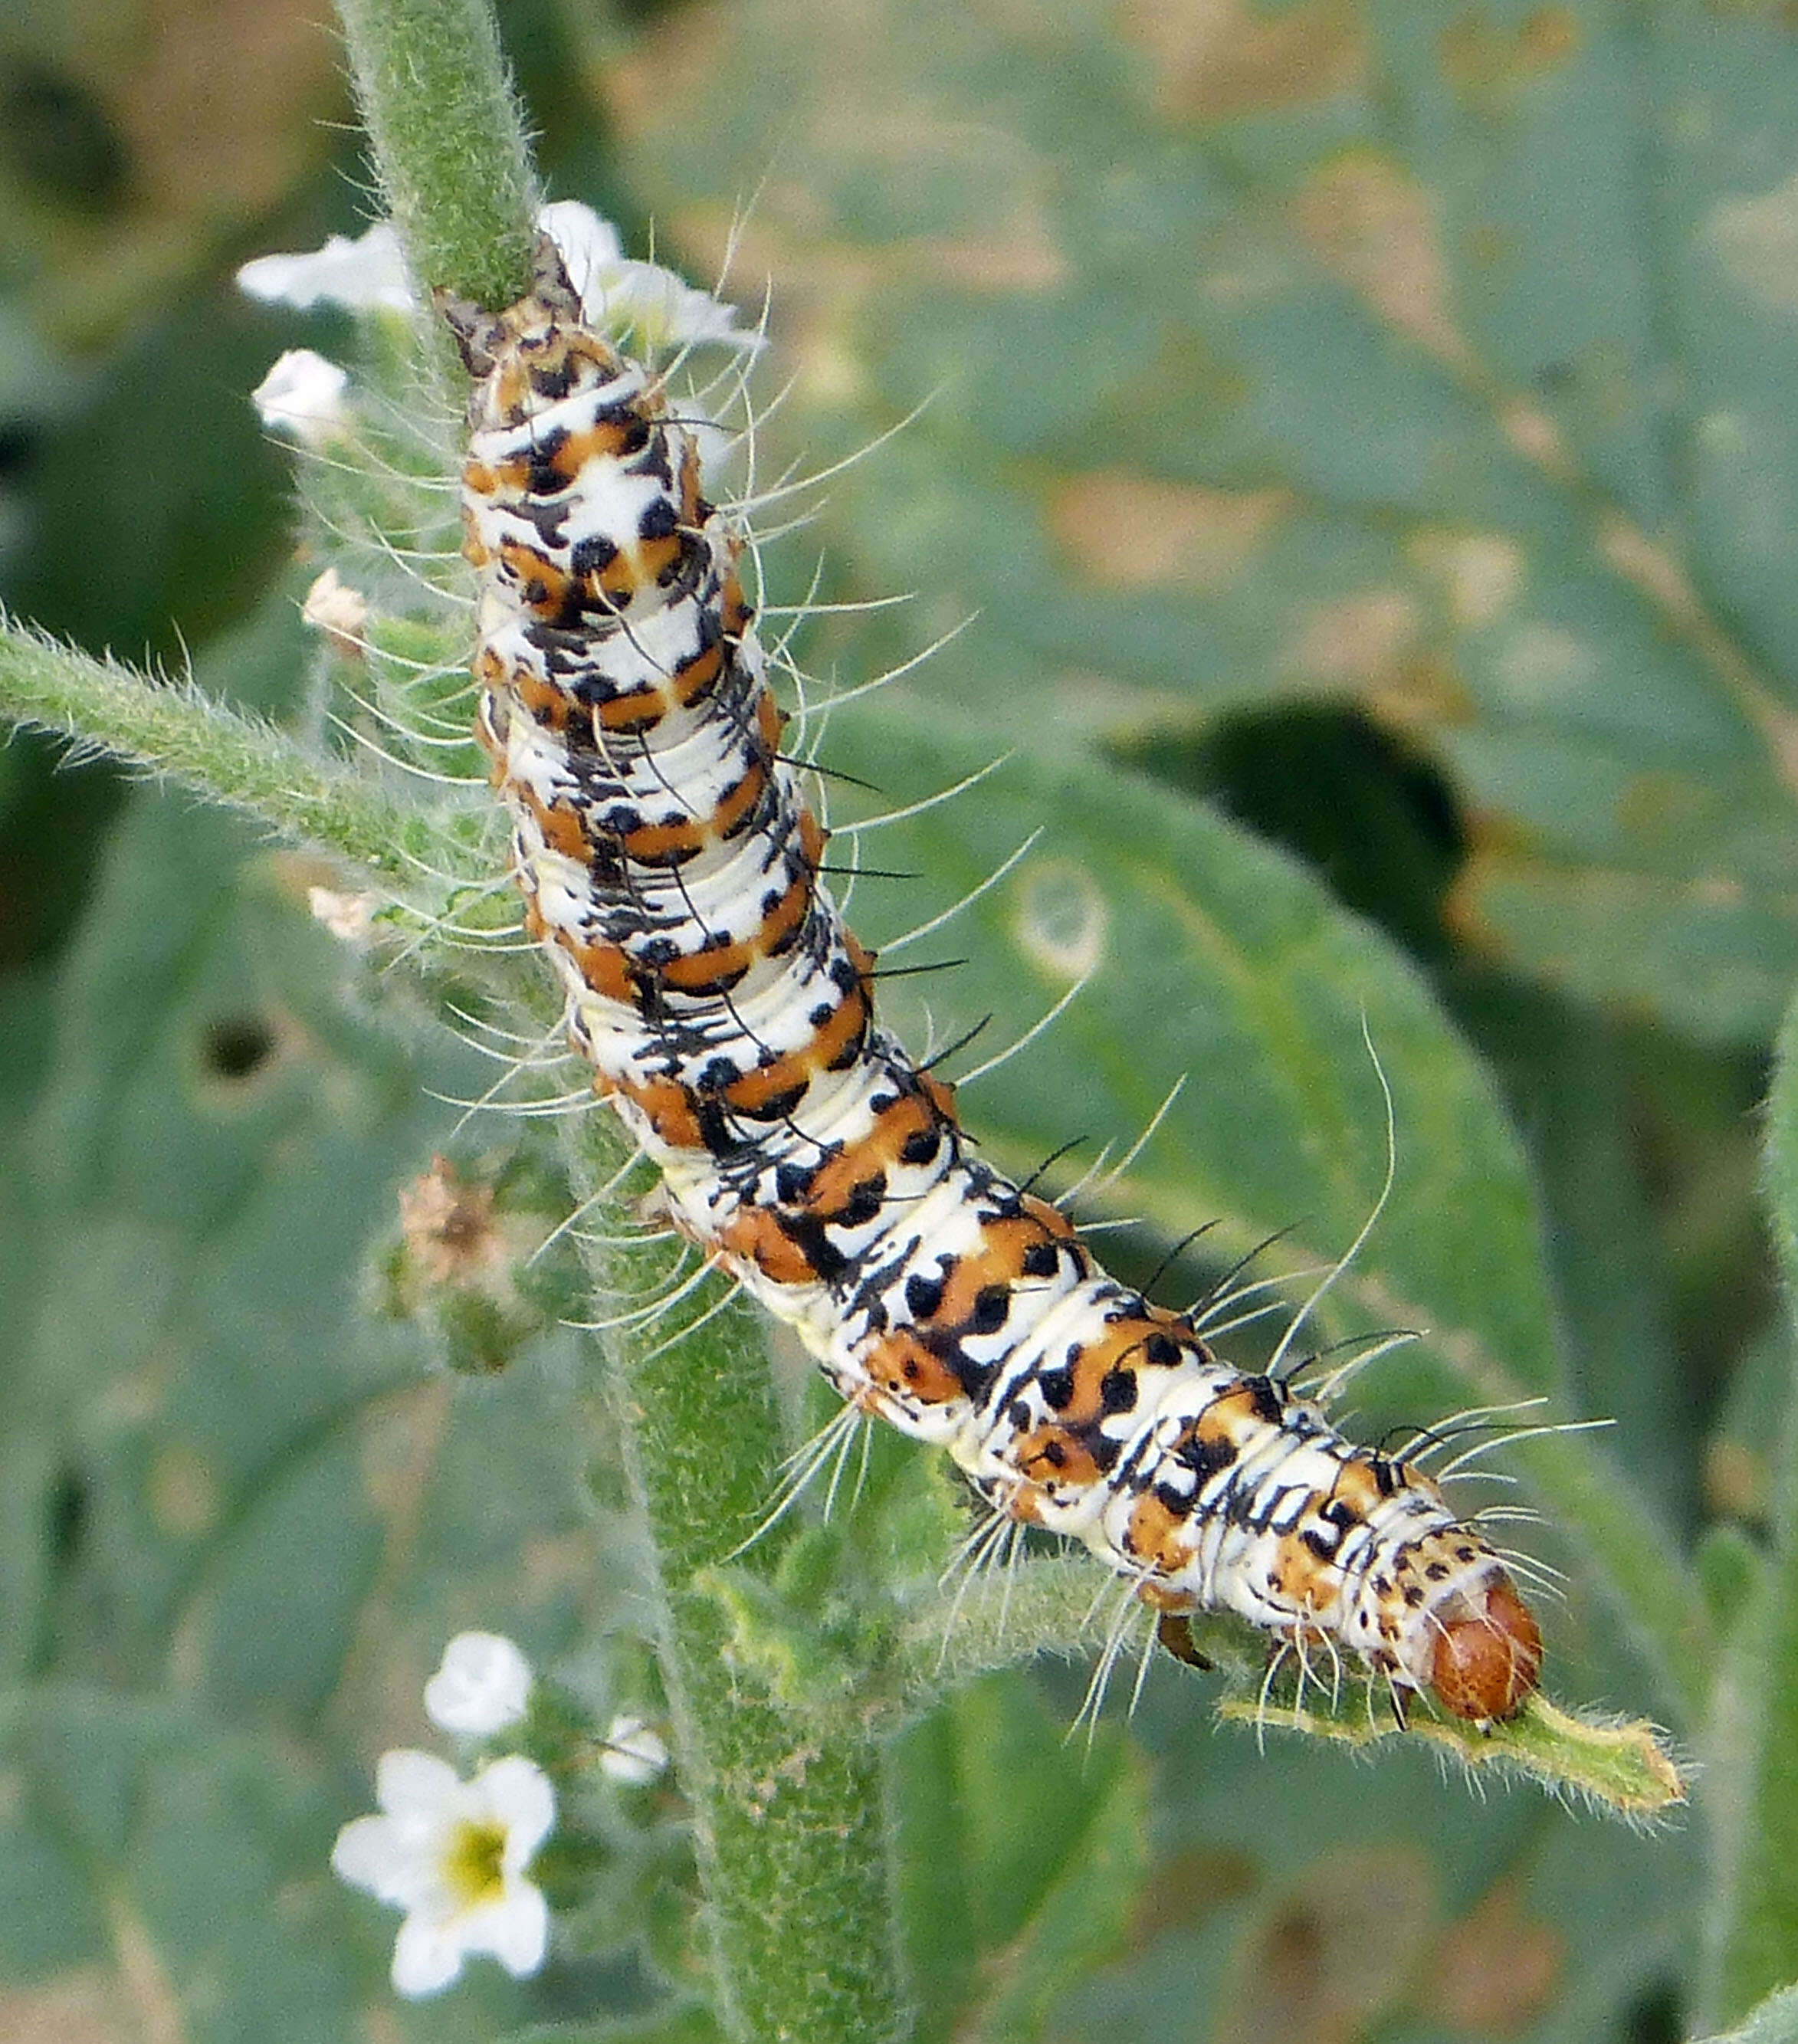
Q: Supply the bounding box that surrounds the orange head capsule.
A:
[1429,1574,1543,1721]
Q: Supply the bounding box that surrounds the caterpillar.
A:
[441,240,1544,1728]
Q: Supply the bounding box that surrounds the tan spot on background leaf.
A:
[106,1892,184,2044]
[1498,399,1572,476]
[1492,622,1596,707]
[1123,0,1364,120]
[1127,1847,1257,1947]
[146,1441,218,1537]
[21,0,341,336]
[1440,6,1580,93]
[905,218,1066,294]
[1708,169,1798,313]
[0,1970,124,2044]
[1364,653,1478,734]
[358,1384,451,1521]
[1289,589,1422,687]
[1212,1844,1434,2044]
[1423,1875,1563,2033]
[599,0,730,143]
[1410,530,1525,628]
[1049,472,1292,590]
[1013,861,1108,979]
[1292,153,1468,363]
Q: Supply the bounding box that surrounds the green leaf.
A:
[0,1686,358,2044]
[1698,1983,1798,2044]
[0,786,632,1727]
[587,0,1798,1042]
[891,1672,1150,2044]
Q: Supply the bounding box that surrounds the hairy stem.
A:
[0,620,457,880]
[567,1115,907,2041]
[334,0,540,309]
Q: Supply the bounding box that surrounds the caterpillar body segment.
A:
[445,246,1543,1727]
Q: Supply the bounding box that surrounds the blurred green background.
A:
[5,0,1798,2036]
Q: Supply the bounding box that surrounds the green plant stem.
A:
[334,0,539,309]
[0,620,455,881]
[566,1117,907,2042]
[1699,1005,1798,2026]
[327,0,915,2010]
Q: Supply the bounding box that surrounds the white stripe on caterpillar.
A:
[440,241,1543,1727]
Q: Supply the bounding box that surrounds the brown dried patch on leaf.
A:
[601,0,732,141]
[23,0,340,334]
[1123,0,1364,120]
[1127,1848,1258,1947]
[1050,472,1293,591]
[1423,1877,1563,2034]
[0,1970,123,2044]
[1410,530,1525,628]
[1703,1436,1767,1523]
[146,1441,219,1538]
[399,1157,506,1288]
[1212,1844,1434,2044]
[1293,152,1468,365]
[1441,6,1581,94]
[1288,589,1422,688]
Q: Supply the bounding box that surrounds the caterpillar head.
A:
[436,238,586,382]
[1426,1571,1542,1721]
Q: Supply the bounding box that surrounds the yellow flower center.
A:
[442,1819,508,1906]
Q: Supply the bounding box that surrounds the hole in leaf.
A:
[47,1463,87,1570]
[0,62,130,206]
[201,1014,277,1081]
[1117,703,1467,963]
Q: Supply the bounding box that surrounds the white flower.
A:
[238,221,414,313]
[599,1714,669,1785]
[236,203,763,353]
[425,1632,533,1736]
[332,1750,555,1998]
[250,349,349,446]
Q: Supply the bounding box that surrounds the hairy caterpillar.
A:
[441,241,1543,1727]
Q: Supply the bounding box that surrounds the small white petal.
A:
[238,222,415,313]
[475,1755,556,1867]
[425,1632,533,1735]
[582,258,764,354]
[539,200,624,300]
[392,1914,467,1998]
[599,1714,669,1786]
[467,1883,551,1977]
[376,1748,462,1816]
[251,349,349,448]
[332,1813,406,1898]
